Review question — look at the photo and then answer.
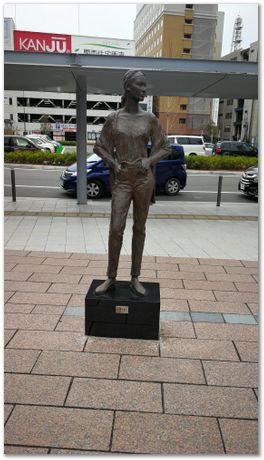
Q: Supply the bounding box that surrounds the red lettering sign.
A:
[14,31,71,53]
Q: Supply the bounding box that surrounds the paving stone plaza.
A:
[4,197,258,454]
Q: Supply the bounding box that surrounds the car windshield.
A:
[87,153,101,163]
[30,137,44,145]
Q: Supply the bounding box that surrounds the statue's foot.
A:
[95,278,116,295]
[131,277,146,297]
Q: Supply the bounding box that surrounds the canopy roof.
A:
[4,51,258,99]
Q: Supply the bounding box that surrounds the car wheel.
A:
[189,153,197,156]
[165,178,181,195]
[87,180,104,199]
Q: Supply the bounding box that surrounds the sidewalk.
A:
[4,197,258,454]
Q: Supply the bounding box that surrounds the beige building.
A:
[134,4,223,135]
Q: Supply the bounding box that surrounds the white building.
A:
[4,18,153,139]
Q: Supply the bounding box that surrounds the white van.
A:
[167,135,206,156]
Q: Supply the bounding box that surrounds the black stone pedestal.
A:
[85,280,160,340]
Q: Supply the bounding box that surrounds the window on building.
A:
[184,33,192,39]
[225,113,232,119]
[185,4,193,8]
[184,19,192,24]
[227,99,233,105]
[9,98,12,105]
[180,104,187,110]
[183,48,191,53]
[179,118,186,124]
[224,127,231,132]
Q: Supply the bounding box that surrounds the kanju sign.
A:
[14,31,71,53]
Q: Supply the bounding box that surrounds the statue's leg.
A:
[130,169,154,295]
[107,181,132,278]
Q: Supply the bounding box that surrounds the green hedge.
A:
[186,155,258,170]
[59,140,76,146]
[4,150,77,166]
[4,151,258,170]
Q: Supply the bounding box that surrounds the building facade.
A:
[4,18,153,139]
[134,3,223,135]
[217,41,258,146]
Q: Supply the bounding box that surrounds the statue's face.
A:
[126,75,146,101]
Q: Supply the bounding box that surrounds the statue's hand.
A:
[113,161,122,175]
[140,158,151,171]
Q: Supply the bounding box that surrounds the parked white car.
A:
[167,135,206,156]
[26,135,55,153]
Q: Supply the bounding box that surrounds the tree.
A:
[39,114,51,135]
[205,120,219,142]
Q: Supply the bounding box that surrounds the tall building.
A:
[134,3,223,135]
[217,41,258,146]
[4,18,153,139]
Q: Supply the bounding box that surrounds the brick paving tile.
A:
[5,446,49,454]
[4,330,16,347]
[5,405,113,451]
[5,313,60,331]
[119,355,205,384]
[33,350,119,378]
[5,249,30,256]
[160,320,195,338]
[158,271,206,280]
[5,256,46,265]
[4,373,71,406]
[247,302,258,315]
[111,411,224,454]
[234,282,258,292]
[55,316,84,332]
[4,349,41,373]
[224,266,258,275]
[153,278,184,289]
[194,323,258,342]
[219,419,258,454]
[203,360,258,388]
[5,303,35,313]
[28,251,72,258]
[188,300,251,314]
[241,260,258,267]
[179,264,226,273]
[183,280,236,291]
[4,404,14,423]
[49,449,110,454]
[156,256,198,264]
[84,336,159,356]
[6,330,86,351]
[163,383,257,419]
[214,291,258,303]
[5,280,51,293]
[205,272,257,283]
[198,258,243,266]
[4,271,31,281]
[29,273,82,284]
[4,263,17,271]
[85,253,108,260]
[47,283,87,295]
[160,288,215,301]
[156,279,183,288]
[43,257,88,267]
[60,266,104,275]
[10,292,71,306]
[66,377,162,412]
[67,294,85,307]
[160,299,189,312]
[234,341,259,362]
[12,263,62,274]
[32,304,66,315]
[4,292,15,303]
[160,338,238,361]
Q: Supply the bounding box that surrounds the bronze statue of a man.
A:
[93,69,170,296]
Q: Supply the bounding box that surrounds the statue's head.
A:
[121,69,146,106]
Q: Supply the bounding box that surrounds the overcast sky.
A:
[3,1,259,56]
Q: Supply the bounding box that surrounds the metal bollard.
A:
[10,168,16,202]
[216,175,223,207]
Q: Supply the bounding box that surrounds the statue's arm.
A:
[149,115,171,166]
[93,114,117,169]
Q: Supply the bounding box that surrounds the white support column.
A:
[76,74,87,205]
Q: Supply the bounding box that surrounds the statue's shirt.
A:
[94,109,170,168]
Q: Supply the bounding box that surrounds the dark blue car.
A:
[60,144,187,198]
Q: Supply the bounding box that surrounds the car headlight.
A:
[87,169,92,174]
